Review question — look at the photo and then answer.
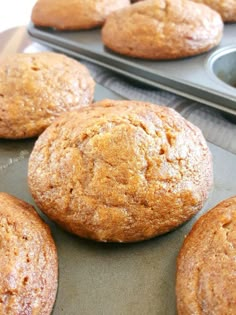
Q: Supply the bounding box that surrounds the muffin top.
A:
[0,192,58,315]
[102,0,223,59]
[0,52,95,139]
[176,196,236,314]
[28,99,213,242]
[192,0,236,22]
[31,0,130,30]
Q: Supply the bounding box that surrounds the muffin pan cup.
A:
[208,46,236,90]
[1,84,236,315]
[28,23,236,116]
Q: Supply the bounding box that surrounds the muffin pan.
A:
[208,45,236,90]
[0,84,236,315]
[28,23,236,116]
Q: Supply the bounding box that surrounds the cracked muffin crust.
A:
[0,193,58,315]
[28,99,213,242]
[132,0,236,21]
[192,0,236,22]
[176,196,236,314]
[102,0,223,59]
[31,0,130,30]
[0,52,95,139]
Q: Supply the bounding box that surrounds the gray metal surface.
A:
[28,23,236,115]
[208,46,236,90]
[0,85,236,314]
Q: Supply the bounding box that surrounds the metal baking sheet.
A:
[0,84,236,315]
[28,22,236,116]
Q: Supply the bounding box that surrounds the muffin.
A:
[31,0,130,30]
[192,0,236,22]
[0,52,95,139]
[0,192,58,315]
[28,99,213,243]
[176,196,236,314]
[102,0,223,59]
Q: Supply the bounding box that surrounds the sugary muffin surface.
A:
[0,192,58,315]
[102,0,223,59]
[31,0,130,30]
[176,196,236,314]
[0,52,95,139]
[28,99,213,242]
[192,0,236,22]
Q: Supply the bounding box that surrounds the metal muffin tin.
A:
[28,22,236,115]
[208,45,236,91]
[0,84,236,315]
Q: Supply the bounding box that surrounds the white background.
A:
[0,0,36,32]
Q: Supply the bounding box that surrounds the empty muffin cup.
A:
[208,46,236,89]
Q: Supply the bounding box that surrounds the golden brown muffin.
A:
[0,192,58,315]
[31,0,130,30]
[28,99,213,243]
[192,0,236,22]
[176,196,236,315]
[102,0,223,59]
[0,52,95,139]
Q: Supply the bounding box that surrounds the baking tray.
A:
[0,84,236,315]
[28,22,236,116]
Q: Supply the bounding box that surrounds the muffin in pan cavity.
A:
[0,52,95,139]
[31,0,130,30]
[28,99,213,243]
[102,0,223,59]
[0,192,58,315]
[176,196,236,315]
[192,0,236,22]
